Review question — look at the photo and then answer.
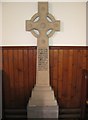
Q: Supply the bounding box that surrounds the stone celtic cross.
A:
[26,2,60,86]
[26,2,60,118]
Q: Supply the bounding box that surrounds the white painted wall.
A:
[0,3,2,120]
[0,3,2,45]
[2,2,86,46]
[1,0,88,2]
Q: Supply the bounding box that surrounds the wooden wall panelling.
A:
[62,50,70,108]
[2,46,88,119]
[28,49,34,95]
[67,49,73,107]
[0,47,2,69]
[87,49,88,99]
[23,49,30,105]
[18,49,24,107]
[8,49,15,108]
[57,49,63,106]
[71,50,80,108]
[52,49,58,99]
[13,49,19,108]
[3,49,10,109]
[81,69,88,119]
[82,50,87,69]
[0,47,2,119]
[76,50,82,108]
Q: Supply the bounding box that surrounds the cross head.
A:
[26,2,60,47]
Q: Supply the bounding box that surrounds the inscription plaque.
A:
[38,48,48,71]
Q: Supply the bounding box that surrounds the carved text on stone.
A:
[38,48,48,71]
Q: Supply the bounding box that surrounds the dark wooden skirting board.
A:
[3,108,81,119]
[1,46,88,119]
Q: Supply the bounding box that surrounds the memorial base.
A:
[27,106,58,118]
[27,86,59,118]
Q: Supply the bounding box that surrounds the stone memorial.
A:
[26,2,60,118]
